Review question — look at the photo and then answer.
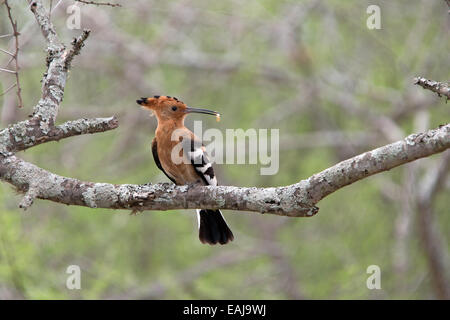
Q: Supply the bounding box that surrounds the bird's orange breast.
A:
[155,123,202,185]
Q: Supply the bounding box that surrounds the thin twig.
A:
[48,0,53,21]
[3,0,23,108]
[0,67,16,74]
[4,55,14,68]
[0,83,16,97]
[74,0,121,7]
[51,0,64,13]
[0,48,14,57]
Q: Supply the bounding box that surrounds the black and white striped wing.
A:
[183,138,217,186]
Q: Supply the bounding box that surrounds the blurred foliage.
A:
[0,0,449,299]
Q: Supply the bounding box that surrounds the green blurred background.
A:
[0,0,449,299]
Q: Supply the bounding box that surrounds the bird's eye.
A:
[171,106,177,111]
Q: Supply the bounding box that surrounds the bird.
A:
[136,95,234,245]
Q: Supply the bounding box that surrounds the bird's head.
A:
[137,95,220,123]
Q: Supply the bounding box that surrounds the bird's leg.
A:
[130,208,144,216]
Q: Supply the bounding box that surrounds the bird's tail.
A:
[196,209,234,245]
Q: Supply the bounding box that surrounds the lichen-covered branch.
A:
[29,0,61,48]
[414,76,450,100]
[28,1,90,127]
[0,2,116,155]
[0,0,449,218]
[298,124,450,205]
[65,29,91,70]
[1,124,448,216]
[0,116,118,154]
[29,0,67,127]
[0,0,119,207]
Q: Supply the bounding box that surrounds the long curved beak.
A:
[185,107,220,117]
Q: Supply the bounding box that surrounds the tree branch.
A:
[64,29,91,70]
[414,77,450,100]
[0,0,449,219]
[0,116,118,154]
[29,0,61,48]
[1,124,448,216]
[28,0,90,127]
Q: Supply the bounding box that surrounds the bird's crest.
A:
[138,95,182,107]
[137,95,183,117]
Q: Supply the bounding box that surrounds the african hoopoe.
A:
[136,95,234,245]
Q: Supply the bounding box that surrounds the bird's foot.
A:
[129,208,143,216]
